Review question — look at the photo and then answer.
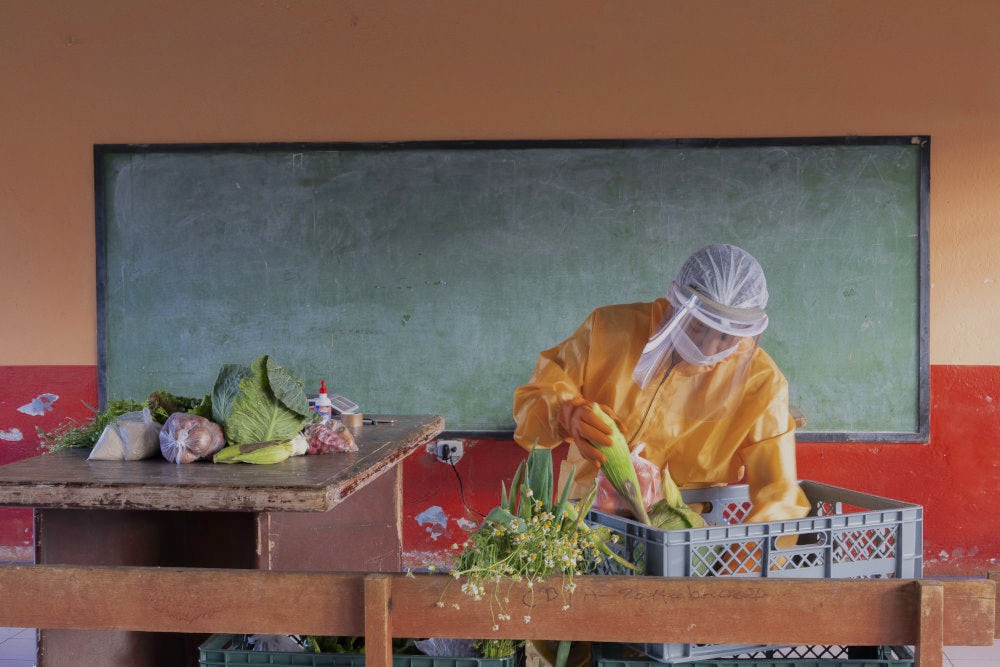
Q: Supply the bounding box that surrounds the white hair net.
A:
[632,244,771,389]
[668,244,769,337]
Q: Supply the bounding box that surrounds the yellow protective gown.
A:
[513,298,809,524]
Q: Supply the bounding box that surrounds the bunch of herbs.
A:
[36,398,144,452]
[435,446,635,659]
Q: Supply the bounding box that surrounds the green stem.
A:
[554,640,572,667]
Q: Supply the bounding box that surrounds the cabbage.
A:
[211,355,312,446]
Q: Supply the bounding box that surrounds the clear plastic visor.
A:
[632,294,741,388]
[631,295,758,421]
[679,317,743,362]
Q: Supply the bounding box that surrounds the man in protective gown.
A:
[514,243,809,529]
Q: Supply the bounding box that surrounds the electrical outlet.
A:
[434,439,463,464]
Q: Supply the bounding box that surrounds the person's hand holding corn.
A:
[557,396,625,468]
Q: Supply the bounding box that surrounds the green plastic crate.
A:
[199,635,518,667]
[591,642,914,667]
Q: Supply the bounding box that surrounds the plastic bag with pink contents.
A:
[593,443,663,518]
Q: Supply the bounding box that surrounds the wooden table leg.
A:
[915,580,945,667]
[365,574,393,667]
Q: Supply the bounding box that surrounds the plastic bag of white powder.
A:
[88,408,162,461]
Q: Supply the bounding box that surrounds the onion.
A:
[160,412,225,463]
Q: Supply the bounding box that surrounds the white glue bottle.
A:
[314,380,334,423]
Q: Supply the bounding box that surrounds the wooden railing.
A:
[0,565,996,667]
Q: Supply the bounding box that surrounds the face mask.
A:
[673,327,739,366]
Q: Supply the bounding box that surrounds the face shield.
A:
[634,244,770,386]
[631,281,769,421]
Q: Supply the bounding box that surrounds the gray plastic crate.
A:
[585,481,923,663]
[592,642,914,667]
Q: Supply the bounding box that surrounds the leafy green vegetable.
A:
[211,364,253,426]
[146,390,212,423]
[474,639,519,659]
[36,398,144,452]
[265,356,311,416]
[211,355,312,446]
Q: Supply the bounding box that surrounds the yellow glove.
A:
[740,431,811,524]
[557,397,625,468]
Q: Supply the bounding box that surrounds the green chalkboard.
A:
[96,137,929,441]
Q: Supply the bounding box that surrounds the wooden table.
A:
[0,414,444,667]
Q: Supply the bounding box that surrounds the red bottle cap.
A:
[319,380,328,394]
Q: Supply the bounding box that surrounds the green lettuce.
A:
[212,355,312,445]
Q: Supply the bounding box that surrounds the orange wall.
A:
[1,2,998,573]
[1,1,998,365]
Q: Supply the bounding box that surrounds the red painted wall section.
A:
[0,365,98,561]
[400,437,563,569]
[796,364,1000,575]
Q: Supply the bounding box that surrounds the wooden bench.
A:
[0,565,995,667]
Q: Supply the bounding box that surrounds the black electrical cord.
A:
[401,443,488,518]
[448,456,487,519]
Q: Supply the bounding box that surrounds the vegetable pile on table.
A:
[37,354,357,464]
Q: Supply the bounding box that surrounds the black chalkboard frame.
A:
[94,136,930,443]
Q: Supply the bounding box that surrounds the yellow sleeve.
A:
[512,312,595,452]
[739,414,811,523]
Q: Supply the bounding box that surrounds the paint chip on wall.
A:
[0,428,24,442]
[17,393,59,416]
[415,505,448,541]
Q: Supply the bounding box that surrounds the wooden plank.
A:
[914,581,944,667]
[390,574,924,646]
[0,415,443,512]
[392,574,996,647]
[0,565,365,636]
[942,576,997,645]
[365,575,393,667]
[39,629,197,667]
[0,565,993,665]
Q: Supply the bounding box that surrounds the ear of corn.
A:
[213,439,295,464]
[660,465,686,508]
[587,403,651,525]
[647,498,706,530]
[495,444,569,528]
[648,467,707,530]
